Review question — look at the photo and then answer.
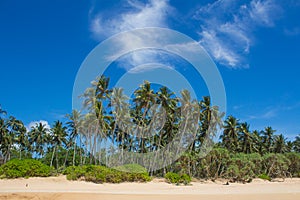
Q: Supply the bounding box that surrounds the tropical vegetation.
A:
[0,76,300,184]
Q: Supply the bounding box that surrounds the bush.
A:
[258,174,271,181]
[114,164,148,174]
[225,154,255,183]
[63,166,86,180]
[165,172,191,185]
[285,153,300,177]
[262,154,290,179]
[0,159,52,178]
[64,165,151,183]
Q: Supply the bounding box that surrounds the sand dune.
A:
[0,176,299,200]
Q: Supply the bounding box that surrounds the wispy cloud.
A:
[194,0,282,68]
[89,0,284,69]
[128,63,174,74]
[90,0,172,71]
[90,0,170,39]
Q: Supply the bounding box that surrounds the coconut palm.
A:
[239,122,253,154]
[29,122,49,157]
[0,118,12,163]
[261,126,276,153]
[252,130,261,153]
[10,118,28,159]
[221,116,240,152]
[273,134,287,153]
[50,121,68,168]
[293,134,300,153]
[66,110,82,166]
[133,81,157,153]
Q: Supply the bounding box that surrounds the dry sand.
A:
[0,176,299,200]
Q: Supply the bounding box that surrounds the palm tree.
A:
[29,122,49,157]
[6,116,27,161]
[252,130,261,153]
[82,76,112,165]
[133,81,157,153]
[8,117,28,159]
[221,116,240,152]
[293,134,300,153]
[66,110,82,166]
[273,134,287,153]
[239,122,253,154]
[0,118,6,146]
[261,126,276,153]
[50,121,68,168]
[0,118,12,163]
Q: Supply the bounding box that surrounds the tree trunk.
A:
[50,146,56,168]
[72,142,76,166]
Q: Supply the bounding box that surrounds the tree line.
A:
[0,75,299,181]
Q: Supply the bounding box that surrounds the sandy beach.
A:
[0,176,300,199]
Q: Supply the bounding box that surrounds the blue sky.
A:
[0,0,299,140]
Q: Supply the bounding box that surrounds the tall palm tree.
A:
[261,126,276,153]
[221,116,240,152]
[273,134,287,153]
[82,75,112,165]
[133,81,157,153]
[0,118,6,146]
[239,122,253,154]
[50,121,68,168]
[66,110,82,166]
[9,117,28,159]
[0,118,11,163]
[252,130,261,153]
[29,122,49,158]
[6,116,27,161]
[293,134,300,153]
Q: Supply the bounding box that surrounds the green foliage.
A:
[262,153,290,179]
[114,164,148,173]
[165,172,191,185]
[258,174,271,181]
[225,153,256,183]
[63,166,86,180]
[63,165,151,183]
[285,152,300,177]
[0,159,52,178]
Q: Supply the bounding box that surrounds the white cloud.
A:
[249,0,280,27]
[89,0,283,69]
[27,120,51,132]
[194,0,282,68]
[90,0,172,70]
[128,63,173,73]
[199,30,241,68]
[90,0,170,39]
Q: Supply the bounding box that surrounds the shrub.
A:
[258,174,271,181]
[225,154,255,183]
[262,154,290,179]
[284,153,300,177]
[165,172,191,185]
[196,148,230,179]
[114,164,148,174]
[165,172,180,184]
[63,166,86,180]
[63,165,151,183]
[0,159,52,178]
